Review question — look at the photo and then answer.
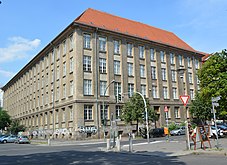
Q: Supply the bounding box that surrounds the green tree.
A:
[120,93,157,134]
[0,108,11,130]
[9,120,26,135]
[197,49,227,120]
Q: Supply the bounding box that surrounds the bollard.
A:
[48,138,51,146]
[116,137,121,151]
[106,139,111,150]
[128,133,133,152]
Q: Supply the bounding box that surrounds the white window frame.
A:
[150,48,155,61]
[128,83,134,97]
[99,37,106,52]
[139,46,145,58]
[163,86,168,99]
[170,53,175,64]
[114,40,120,54]
[100,81,107,96]
[84,105,93,120]
[160,51,165,62]
[162,68,167,81]
[140,65,145,78]
[99,58,106,73]
[114,60,120,75]
[84,79,92,95]
[127,43,133,56]
[83,55,91,72]
[127,63,133,76]
[84,34,91,49]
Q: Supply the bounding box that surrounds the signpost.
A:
[164,106,169,141]
[212,96,221,149]
[179,95,190,150]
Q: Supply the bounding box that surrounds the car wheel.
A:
[177,132,181,136]
[3,140,7,144]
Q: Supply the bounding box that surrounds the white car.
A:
[210,126,224,138]
[170,126,186,136]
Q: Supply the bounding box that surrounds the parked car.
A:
[210,126,224,138]
[170,126,186,136]
[217,125,227,135]
[151,128,165,138]
[139,127,165,138]
[15,136,30,144]
[0,135,18,143]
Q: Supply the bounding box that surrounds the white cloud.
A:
[0,36,41,63]
[0,69,15,78]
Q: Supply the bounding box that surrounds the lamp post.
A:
[102,80,115,140]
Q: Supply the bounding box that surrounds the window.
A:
[114,40,120,54]
[116,105,121,119]
[179,55,183,66]
[56,87,59,100]
[63,40,66,55]
[170,53,174,64]
[163,86,168,99]
[165,108,171,119]
[187,57,191,67]
[62,109,65,122]
[99,58,106,73]
[189,73,193,84]
[114,82,121,97]
[161,68,167,81]
[114,60,120,75]
[152,86,158,98]
[69,57,74,73]
[84,34,91,49]
[151,66,156,79]
[51,70,54,83]
[84,79,92,95]
[140,65,145,78]
[100,81,107,96]
[127,43,133,56]
[70,81,74,96]
[84,105,93,120]
[69,34,73,50]
[195,59,199,69]
[190,89,194,99]
[128,83,134,97]
[55,110,59,123]
[69,106,73,121]
[63,62,66,77]
[174,107,180,118]
[56,66,60,80]
[160,51,165,62]
[100,105,108,120]
[127,63,133,76]
[172,87,178,99]
[63,84,66,98]
[196,75,200,84]
[99,37,106,51]
[171,70,176,82]
[139,46,145,58]
[141,85,146,97]
[83,56,91,72]
[150,48,155,61]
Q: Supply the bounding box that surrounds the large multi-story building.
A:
[2,8,204,139]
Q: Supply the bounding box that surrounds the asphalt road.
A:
[0,136,226,165]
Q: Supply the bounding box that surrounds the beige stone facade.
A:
[2,10,203,139]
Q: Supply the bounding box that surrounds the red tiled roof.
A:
[75,8,196,52]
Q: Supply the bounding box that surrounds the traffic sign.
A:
[212,102,219,107]
[164,106,168,112]
[212,96,221,102]
[180,95,190,106]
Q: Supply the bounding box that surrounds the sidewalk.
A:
[120,138,227,157]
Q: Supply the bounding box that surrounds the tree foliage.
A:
[120,93,157,133]
[189,92,213,124]
[197,49,227,120]
[9,120,26,135]
[0,108,11,130]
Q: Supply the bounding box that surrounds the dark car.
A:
[151,128,165,138]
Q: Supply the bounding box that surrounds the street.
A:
[0,136,227,165]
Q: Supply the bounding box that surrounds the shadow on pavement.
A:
[0,150,186,165]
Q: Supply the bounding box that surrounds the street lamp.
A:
[102,80,115,140]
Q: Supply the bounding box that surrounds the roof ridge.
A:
[86,8,173,35]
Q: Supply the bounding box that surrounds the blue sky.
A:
[0,0,226,88]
